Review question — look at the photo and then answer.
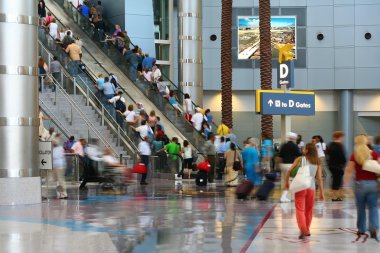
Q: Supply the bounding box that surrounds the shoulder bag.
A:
[289,156,313,193]
[233,151,242,171]
[363,159,380,174]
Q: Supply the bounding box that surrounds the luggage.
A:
[256,180,275,201]
[236,180,254,200]
[133,163,147,174]
[195,170,208,186]
[197,161,210,172]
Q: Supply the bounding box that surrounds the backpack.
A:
[162,134,170,145]
[110,76,118,88]
[115,96,126,112]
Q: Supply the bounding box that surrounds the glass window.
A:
[153,0,170,40]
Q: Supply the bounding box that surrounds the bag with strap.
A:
[232,151,242,171]
[289,157,313,193]
[290,158,302,178]
[115,96,126,112]
[363,159,380,174]
[147,126,154,143]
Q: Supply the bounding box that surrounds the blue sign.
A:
[260,92,315,115]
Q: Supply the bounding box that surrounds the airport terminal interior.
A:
[1,0,380,252]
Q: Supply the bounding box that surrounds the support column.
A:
[340,90,354,156]
[178,0,203,106]
[0,1,41,204]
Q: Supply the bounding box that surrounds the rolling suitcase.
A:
[195,170,208,186]
[236,180,254,200]
[256,178,275,201]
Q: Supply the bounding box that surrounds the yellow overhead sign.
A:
[255,90,315,113]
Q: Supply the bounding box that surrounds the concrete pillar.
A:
[340,90,354,156]
[0,1,41,204]
[178,0,203,106]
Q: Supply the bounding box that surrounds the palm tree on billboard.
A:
[221,0,233,128]
[259,0,273,139]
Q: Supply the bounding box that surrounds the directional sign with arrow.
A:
[39,141,53,170]
[268,99,274,107]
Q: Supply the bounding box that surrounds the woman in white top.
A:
[48,19,58,39]
[178,140,193,178]
[183,93,193,115]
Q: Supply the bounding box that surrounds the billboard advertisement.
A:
[238,16,296,60]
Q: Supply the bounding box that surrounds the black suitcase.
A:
[236,180,254,200]
[195,170,208,186]
[256,180,275,201]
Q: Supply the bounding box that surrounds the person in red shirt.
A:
[344,134,379,241]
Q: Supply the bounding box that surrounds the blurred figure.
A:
[38,106,50,140]
[38,57,48,92]
[297,134,305,153]
[278,132,302,203]
[224,143,241,187]
[202,133,217,183]
[46,127,56,141]
[139,136,151,185]
[261,133,273,171]
[312,135,329,188]
[63,136,76,177]
[217,120,230,136]
[241,138,261,194]
[52,134,68,199]
[344,134,379,241]
[327,131,347,201]
[373,135,380,155]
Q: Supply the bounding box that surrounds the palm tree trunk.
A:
[221,0,233,129]
[259,0,273,139]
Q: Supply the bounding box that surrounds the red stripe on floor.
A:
[240,204,277,253]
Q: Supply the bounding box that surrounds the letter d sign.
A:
[280,64,289,78]
[277,60,294,88]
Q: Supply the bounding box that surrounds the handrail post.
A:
[70,106,73,125]
[117,125,120,147]
[101,107,105,126]
[86,86,89,106]
[54,84,57,105]
[73,77,76,96]
[41,77,44,93]
[75,154,80,182]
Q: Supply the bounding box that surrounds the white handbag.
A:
[363,160,380,174]
[289,157,313,193]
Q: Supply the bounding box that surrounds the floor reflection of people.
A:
[221,190,235,253]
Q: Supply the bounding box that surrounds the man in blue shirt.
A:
[142,54,156,70]
[79,4,90,17]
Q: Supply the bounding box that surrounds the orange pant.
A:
[295,189,315,235]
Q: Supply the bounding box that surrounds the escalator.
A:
[38,30,138,158]
[44,0,217,151]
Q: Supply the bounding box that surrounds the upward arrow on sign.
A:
[268,99,274,107]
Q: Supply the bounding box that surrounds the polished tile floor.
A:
[0,179,378,253]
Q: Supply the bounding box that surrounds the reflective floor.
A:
[0,179,379,253]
